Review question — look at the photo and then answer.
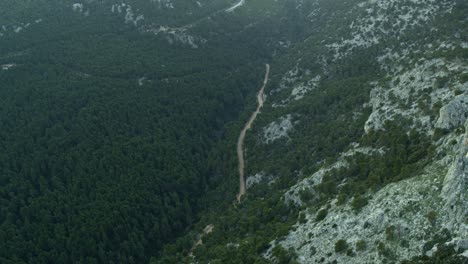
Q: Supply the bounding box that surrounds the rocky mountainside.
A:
[159,0,467,263]
[249,0,468,263]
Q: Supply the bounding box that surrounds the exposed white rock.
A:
[246,173,265,189]
[111,4,121,13]
[438,42,456,51]
[290,75,321,101]
[150,0,175,9]
[284,163,341,206]
[461,249,468,258]
[364,59,468,134]
[284,145,385,206]
[435,95,468,130]
[124,7,134,23]
[124,5,144,26]
[268,116,467,264]
[263,114,294,144]
[226,0,245,12]
[271,66,321,107]
[170,32,202,49]
[13,26,23,33]
[246,172,276,189]
[440,120,468,238]
[0,18,42,37]
[72,3,84,13]
[278,41,292,49]
[377,48,406,73]
[1,64,17,70]
[141,25,206,49]
[111,3,144,26]
[328,0,455,60]
[138,77,147,86]
[226,242,240,248]
[269,160,451,264]
[271,64,301,94]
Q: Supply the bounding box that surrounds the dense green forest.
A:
[1,0,467,263]
[0,2,275,263]
[0,0,318,262]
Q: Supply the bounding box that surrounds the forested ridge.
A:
[0,1,274,262]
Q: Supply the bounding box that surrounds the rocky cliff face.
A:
[248,0,468,262]
[436,95,468,131]
[267,121,467,263]
[440,120,468,245]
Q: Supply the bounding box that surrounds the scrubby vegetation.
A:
[315,209,328,221]
[335,239,348,253]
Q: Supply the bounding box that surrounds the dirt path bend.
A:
[236,64,270,202]
[189,224,214,256]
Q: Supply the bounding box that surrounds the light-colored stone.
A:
[72,3,83,13]
[263,114,294,144]
[365,59,468,134]
[328,0,455,60]
[246,172,276,189]
[268,161,450,264]
[436,95,468,130]
[441,121,468,238]
[284,145,385,206]
[1,64,16,70]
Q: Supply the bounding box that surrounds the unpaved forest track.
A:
[189,224,214,256]
[236,64,270,202]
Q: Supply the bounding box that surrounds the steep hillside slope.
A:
[160,0,467,263]
[261,1,468,262]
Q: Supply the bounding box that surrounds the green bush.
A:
[356,240,367,251]
[377,242,385,254]
[432,128,449,141]
[400,239,409,248]
[299,188,314,203]
[385,225,397,241]
[426,211,438,224]
[315,209,328,221]
[454,89,463,96]
[432,101,443,118]
[272,245,299,264]
[377,242,394,258]
[346,249,355,257]
[335,239,348,253]
[351,195,368,211]
[459,73,468,84]
[435,76,449,88]
[402,243,464,263]
[299,212,307,224]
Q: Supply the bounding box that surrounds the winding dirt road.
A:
[189,224,214,256]
[236,64,270,202]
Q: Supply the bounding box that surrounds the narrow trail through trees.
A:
[236,64,270,202]
[189,224,214,257]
